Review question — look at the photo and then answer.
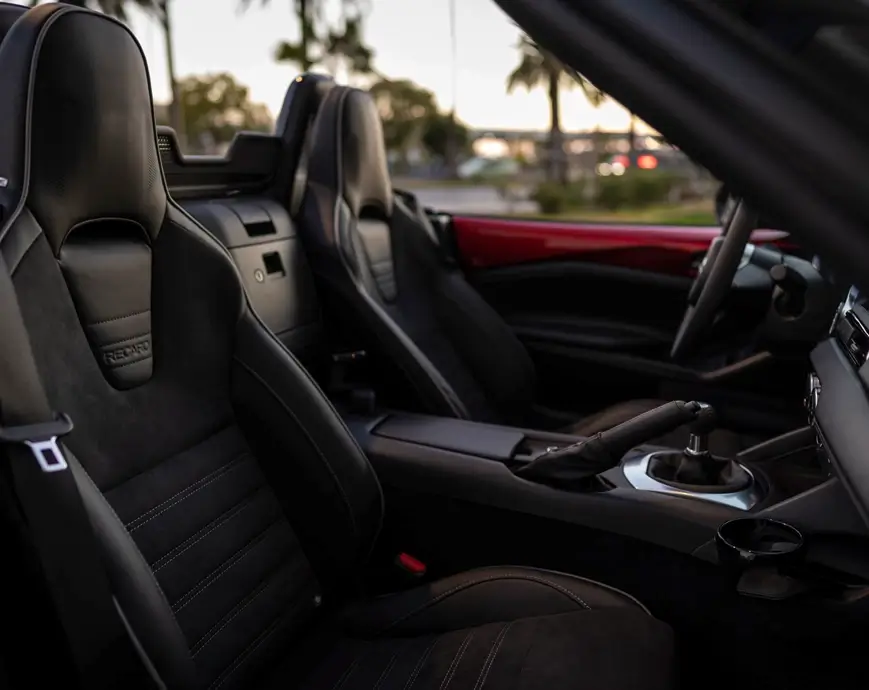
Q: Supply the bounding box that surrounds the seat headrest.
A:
[0,2,25,44]
[276,72,335,138]
[0,4,166,255]
[274,72,336,216]
[307,86,392,219]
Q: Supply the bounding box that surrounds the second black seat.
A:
[297,85,742,450]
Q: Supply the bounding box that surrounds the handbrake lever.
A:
[515,401,703,489]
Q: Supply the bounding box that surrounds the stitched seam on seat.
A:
[474,623,513,690]
[191,576,271,657]
[330,645,368,690]
[511,567,652,615]
[88,308,150,326]
[372,651,400,690]
[190,557,314,657]
[404,638,438,690]
[209,608,294,690]
[126,453,248,531]
[103,421,236,494]
[151,486,265,572]
[513,620,538,688]
[100,332,151,349]
[439,632,474,690]
[75,456,177,627]
[382,574,590,632]
[172,518,283,612]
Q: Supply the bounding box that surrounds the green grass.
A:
[395,177,718,225]
[394,177,482,189]
[507,202,717,226]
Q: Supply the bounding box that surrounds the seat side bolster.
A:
[231,308,383,579]
[69,449,196,689]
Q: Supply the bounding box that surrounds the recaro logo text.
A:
[104,339,150,365]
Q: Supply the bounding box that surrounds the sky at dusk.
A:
[117,0,639,132]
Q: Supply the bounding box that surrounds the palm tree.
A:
[152,1,184,145]
[320,13,376,84]
[242,1,373,81]
[507,34,605,184]
[36,0,185,145]
[252,0,320,72]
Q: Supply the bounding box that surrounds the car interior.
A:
[2,1,869,689]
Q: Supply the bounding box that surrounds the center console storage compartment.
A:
[372,414,531,461]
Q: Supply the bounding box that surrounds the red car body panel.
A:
[452,216,791,277]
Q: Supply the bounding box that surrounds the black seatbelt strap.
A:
[0,254,154,689]
[394,191,459,268]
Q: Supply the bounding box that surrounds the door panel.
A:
[468,258,693,413]
[471,261,689,354]
[453,215,796,420]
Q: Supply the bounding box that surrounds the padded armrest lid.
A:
[372,414,525,460]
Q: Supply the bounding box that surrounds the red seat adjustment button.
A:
[396,552,427,576]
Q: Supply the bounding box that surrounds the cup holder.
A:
[716,518,805,573]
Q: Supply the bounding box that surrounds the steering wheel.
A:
[670,201,758,359]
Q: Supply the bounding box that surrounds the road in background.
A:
[404,184,536,215]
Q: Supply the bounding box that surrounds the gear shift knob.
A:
[686,403,716,456]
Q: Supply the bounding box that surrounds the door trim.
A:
[452,215,790,276]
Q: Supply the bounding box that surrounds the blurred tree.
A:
[507,34,606,184]
[421,111,470,162]
[156,73,273,153]
[42,0,185,146]
[320,13,376,83]
[241,0,375,83]
[368,78,438,167]
[153,1,184,146]
[240,0,319,71]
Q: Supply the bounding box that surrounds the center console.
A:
[347,386,869,566]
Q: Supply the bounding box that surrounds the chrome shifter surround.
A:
[622,453,763,510]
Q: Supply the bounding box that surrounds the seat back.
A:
[273,72,335,217]
[0,6,381,688]
[299,86,537,425]
[0,1,24,42]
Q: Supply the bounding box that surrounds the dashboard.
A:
[808,287,869,527]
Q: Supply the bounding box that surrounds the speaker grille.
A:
[157,134,172,156]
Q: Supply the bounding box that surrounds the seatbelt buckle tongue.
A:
[0,412,73,473]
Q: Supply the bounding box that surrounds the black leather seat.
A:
[297,85,744,451]
[0,5,674,689]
